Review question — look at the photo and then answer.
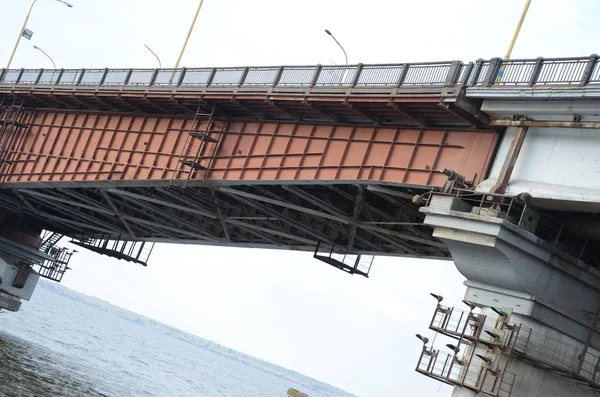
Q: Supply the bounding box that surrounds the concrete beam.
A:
[422,194,600,344]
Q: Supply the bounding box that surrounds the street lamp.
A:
[504,0,533,60]
[170,0,204,82]
[324,29,349,86]
[144,44,162,69]
[33,45,56,69]
[6,0,73,69]
[324,29,348,66]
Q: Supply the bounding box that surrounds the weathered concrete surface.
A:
[476,100,600,212]
[423,194,600,396]
[422,196,600,344]
[452,310,600,397]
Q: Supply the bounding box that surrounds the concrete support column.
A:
[447,302,600,397]
[0,209,42,250]
[417,193,600,396]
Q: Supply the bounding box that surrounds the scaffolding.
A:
[69,233,154,266]
[313,240,374,277]
[417,303,516,396]
[35,245,74,283]
[0,98,30,184]
[416,299,600,395]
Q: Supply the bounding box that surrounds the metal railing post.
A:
[444,61,462,87]
[177,67,187,87]
[205,68,216,87]
[124,68,133,85]
[527,57,544,87]
[99,68,108,86]
[237,67,249,87]
[482,58,502,87]
[76,69,86,86]
[580,54,599,86]
[459,62,474,86]
[56,69,64,85]
[16,69,24,84]
[469,59,484,86]
[149,69,159,86]
[35,69,43,85]
[396,63,409,88]
[272,66,284,87]
[309,64,322,88]
[351,63,363,87]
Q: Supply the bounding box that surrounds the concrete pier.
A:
[416,194,600,396]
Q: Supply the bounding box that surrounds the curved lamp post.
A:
[144,44,162,69]
[33,45,56,69]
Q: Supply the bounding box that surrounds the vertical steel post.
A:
[489,124,529,194]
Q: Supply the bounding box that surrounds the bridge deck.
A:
[1,55,598,261]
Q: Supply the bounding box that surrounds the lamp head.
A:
[491,307,508,318]
[462,300,476,311]
[416,334,429,345]
[484,330,501,341]
[430,293,443,303]
[325,29,332,36]
[446,344,460,354]
[33,45,40,50]
[476,354,493,365]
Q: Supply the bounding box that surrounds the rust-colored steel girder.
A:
[0,85,497,259]
[0,109,498,187]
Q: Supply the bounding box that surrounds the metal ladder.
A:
[169,105,221,188]
[0,98,30,183]
[40,231,63,253]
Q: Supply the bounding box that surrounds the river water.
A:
[0,282,336,397]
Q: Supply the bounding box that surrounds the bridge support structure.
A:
[415,193,600,396]
[0,209,75,311]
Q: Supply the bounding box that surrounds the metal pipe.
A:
[491,119,600,129]
[324,29,348,66]
[504,0,533,60]
[170,0,204,82]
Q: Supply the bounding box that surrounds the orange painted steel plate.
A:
[2,110,498,187]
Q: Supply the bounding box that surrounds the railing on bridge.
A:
[0,55,599,93]
[0,61,465,93]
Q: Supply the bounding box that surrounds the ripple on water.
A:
[0,284,339,397]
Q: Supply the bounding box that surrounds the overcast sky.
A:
[3,1,600,396]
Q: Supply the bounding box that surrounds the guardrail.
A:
[0,55,598,92]
[0,61,465,91]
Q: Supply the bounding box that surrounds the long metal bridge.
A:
[0,55,598,280]
[6,54,600,396]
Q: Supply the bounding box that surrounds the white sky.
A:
[3,0,600,396]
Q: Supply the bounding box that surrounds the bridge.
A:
[3,54,600,396]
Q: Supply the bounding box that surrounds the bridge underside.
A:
[0,87,498,264]
[0,182,449,258]
[1,89,482,129]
